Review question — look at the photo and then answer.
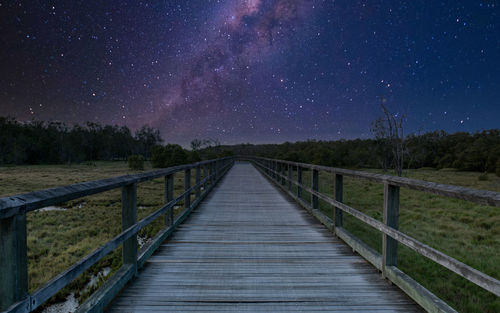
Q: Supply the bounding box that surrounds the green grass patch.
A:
[285,166,499,313]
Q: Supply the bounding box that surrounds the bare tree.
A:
[371,98,406,176]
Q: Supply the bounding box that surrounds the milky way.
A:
[1,1,499,145]
[149,0,316,141]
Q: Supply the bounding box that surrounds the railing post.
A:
[297,166,302,199]
[122,183,137,274]
[164,174,174,226]
[210,162,214,186]
[383,183,400,272]
[184,168,191,210]
[203,164,208,193]
[312,169,319,210]
[281,163,286,186]
[334,173,343,228]
[287,164,292,191]
[195,165,201,198]
[0,214,28,311]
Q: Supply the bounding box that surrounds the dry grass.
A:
[0,161,200,307]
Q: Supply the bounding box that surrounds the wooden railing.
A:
[0,157,234,313]
[245,156,500,313]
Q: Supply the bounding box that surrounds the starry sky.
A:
[1,0,499,146]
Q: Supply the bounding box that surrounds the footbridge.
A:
[1,157,499,313]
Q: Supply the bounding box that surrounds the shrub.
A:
[478,172,489,181]
[128,155,144,170]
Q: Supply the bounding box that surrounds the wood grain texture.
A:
[107,162,422,312]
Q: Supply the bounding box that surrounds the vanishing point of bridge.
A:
[1,157,499,313]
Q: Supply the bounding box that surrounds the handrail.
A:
[0,158,231,219]
[244,156,500,312]
[250,157,500,207]
[0,157,234,313]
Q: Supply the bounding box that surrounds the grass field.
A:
[0,161,200,308]
[293,167,500,313]
[0,162,498,312]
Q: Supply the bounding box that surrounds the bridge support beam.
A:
[122,183,137,275]
[383,183,400,273]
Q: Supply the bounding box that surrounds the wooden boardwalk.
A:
[107,162,423,312]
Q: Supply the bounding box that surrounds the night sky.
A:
[1,1,499,146]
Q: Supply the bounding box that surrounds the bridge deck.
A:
[107,162,422,312]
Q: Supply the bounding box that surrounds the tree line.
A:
[0,117,162,164]
[202,129,500,174]
[2,116,498,174]
[0,117,233,167]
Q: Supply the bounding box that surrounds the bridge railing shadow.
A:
[239,156,500,313]
[0,157,234,313]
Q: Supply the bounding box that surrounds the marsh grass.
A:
[1,163,498,312]
[292,167,499,313]
[0,161,189,309]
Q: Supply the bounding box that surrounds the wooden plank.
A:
[384,266,457,313]
[107,163,423,312]
[75,264,135,313]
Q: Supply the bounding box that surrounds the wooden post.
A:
[164,174,174,227]
[383,183,400,270]
[334,174,343,228]
[281,163,286,186]
[122,184,137,273]
[211,162,215,186]
[287,164,292,191]
[195,165,201,198]
[0,214,28,311]
[184,168,191,209]
[297,166,303,199]
[203,164,208,193]
[312,169,319,210]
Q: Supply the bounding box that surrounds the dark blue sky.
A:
[1,0,499,145]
